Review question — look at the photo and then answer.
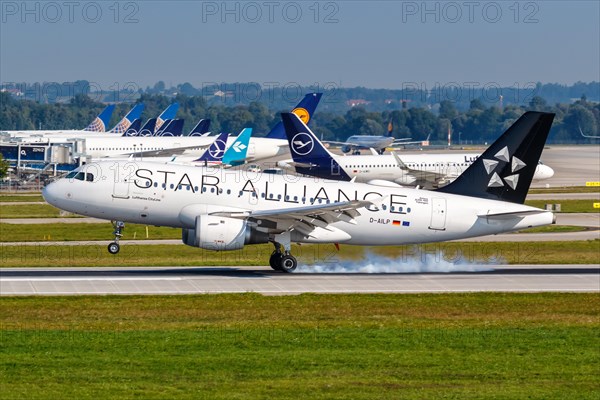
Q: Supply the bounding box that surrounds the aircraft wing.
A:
[391,151,446,184]
[211,200,373,236]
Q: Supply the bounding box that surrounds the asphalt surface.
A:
[1,265,598,295]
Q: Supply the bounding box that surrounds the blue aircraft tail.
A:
[109,103,145,134]
[155,103,179,133]
[155,119,184,136]
[189,119,211,136]
[222,128,252,166]
[123,118,143,136]
[194,132,230,164]
[281,112,351,181]
[83,104,115,132]
[266,93,323,139]
[138,118,157,136]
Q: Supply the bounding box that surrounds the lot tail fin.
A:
[83,104,115,132]
[194,132,229,164]
[281,112,351,181]
[266,93,323,139]
[436,111,555,204]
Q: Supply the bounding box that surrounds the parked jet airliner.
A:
[278,123,554,187]
[43,111,556,272]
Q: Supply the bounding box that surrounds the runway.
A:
[1,265,598,296]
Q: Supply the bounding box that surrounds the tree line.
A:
[1,92,598,144]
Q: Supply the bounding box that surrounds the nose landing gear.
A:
[107,221,125,254]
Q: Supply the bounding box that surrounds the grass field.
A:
[0,222,180,242]
[528,186,600,194]
[0,194,45,202]
[517,225,587,233]
[0,203,77,218]
[524,199,600,213]
[1,293,598,399]
[1,240,598,268]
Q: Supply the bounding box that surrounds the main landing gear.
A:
[269,242,297,273]
[107,221,125,254]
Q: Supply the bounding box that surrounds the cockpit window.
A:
[66,171,78,179]
[86,173,94,182]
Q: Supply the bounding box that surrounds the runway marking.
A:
[1,277,184,282]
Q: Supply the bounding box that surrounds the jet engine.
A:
[393,175,418,186]
[182,215,268,251]
[341,145,352,154]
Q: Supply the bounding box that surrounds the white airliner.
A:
[278,126,554,187]
[43,111,556,272]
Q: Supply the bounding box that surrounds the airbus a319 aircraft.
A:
[43,111,556,272]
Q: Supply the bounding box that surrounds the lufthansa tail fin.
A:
[109,103,145,134]
[436,111,555,204]
[281,112,351,181]
[266,93,323,139]
[194,132,229,164]
[123,118,142,136]
[189,119,211,136]
[83,104,115,132]
[222,128,252,166]
[155,119,184,136]
[155,103,179,133]
[138,118,157,136]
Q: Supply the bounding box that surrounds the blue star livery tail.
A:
[222,128,252,166]
[108,103,145,134]
[281,113,351,181]
[193,132,230,164]
[123,118,142,136]
[437,111,555,204]
[189,119,211,136]
[154,103,179,134]
[83,104,115,132]
[266,93,323,139]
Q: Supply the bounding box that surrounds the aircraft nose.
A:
[42,181,60,207]
[542,165,555,179]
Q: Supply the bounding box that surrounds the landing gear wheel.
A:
[108,242,120,254]
[269,252,283,271]
[108,221,125,254]
[279,254,297,273]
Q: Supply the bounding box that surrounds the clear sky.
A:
[1,1,598,90]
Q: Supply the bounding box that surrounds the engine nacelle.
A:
[341,145,351,153]
[182,215,269,251]
[393,175,418,186]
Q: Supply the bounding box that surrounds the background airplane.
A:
[279,113,554,188]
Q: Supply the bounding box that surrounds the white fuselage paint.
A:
[43,161,554,247]
[280,153,554,184]
[2,134,289,161]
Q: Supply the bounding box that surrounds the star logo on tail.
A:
[482,146,526,190]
